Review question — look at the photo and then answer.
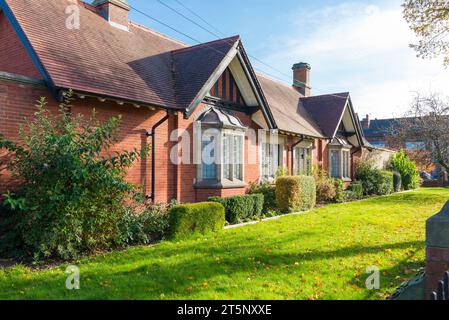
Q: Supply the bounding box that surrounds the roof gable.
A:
[209,68,247,106]
[172,36,240,112]
[301,93,350,138]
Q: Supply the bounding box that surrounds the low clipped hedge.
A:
[249,182,277,213]
[276,176,316,213]
[168,202,225,240]
[209,194,264,224]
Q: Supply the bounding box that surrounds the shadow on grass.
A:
[0,237,424,300]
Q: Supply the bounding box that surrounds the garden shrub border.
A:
[209,194,264,224]
[276,176,316,213]
[168,202,225,240]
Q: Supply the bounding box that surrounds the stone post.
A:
[425,201,449,299]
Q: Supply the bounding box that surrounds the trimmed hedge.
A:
[168,202,225,240]
[209,194,264,224]
[249,182,277,213]
[276,176,316,213]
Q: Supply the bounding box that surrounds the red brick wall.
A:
[425,247,449,299]
[0,80,178,203]
[96,2,129,27]
[0,12,41,79]
[0,80,60,193]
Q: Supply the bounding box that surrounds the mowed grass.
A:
[0,188,448,300]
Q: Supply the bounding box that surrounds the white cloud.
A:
[258,1,449,118]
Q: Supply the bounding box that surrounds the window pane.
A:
[262,143,280,179]
[330,150,340,178]
[202,136,216,180]
[233,135,243,180]
[223,135,232,180]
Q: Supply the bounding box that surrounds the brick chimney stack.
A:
[92,0,130,31]
[292,62,312,97]
[361,114,371,129]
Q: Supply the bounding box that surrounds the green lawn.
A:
[1,188,448,300]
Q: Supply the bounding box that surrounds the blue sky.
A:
[127,0,449,119]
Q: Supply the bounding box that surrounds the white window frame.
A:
[329,147,351,181]
[260,135,284,181]
[222,129,245,184]
[293,141,313,176]
[195,126,246,186]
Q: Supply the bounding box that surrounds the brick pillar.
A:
[425,201,449,299]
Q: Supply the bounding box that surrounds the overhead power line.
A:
[128,2,293,85]
[156,0,295,82]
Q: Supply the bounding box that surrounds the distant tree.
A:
[395,93,449,173]
[403,0,449,65]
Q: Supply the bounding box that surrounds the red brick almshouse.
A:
[0,0,370,203]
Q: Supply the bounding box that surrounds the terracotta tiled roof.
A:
[257,74,324,138]
[4,0,356,139]
[301,92,350,138]
[172,36,240,111]
[4,0,241,110]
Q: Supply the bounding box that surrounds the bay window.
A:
[195,107,246,188]
[329,148,351,180]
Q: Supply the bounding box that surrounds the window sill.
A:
[194,180,247,190]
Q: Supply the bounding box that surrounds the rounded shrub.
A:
[276,176,316,213]
[356,162,394,196]
[168,202,225,240]
[333,179,346,203]
[378,171,394,195]
[316,179,336,203]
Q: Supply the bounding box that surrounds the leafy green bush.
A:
[347,182,364,200]
[248,182,277,213]
[0,92,147,260]
[168,202,225,240]
[393,171,403,192]
[276,176,316,213]
[356,162,394,196]
[209,194,264,224]
[390,151,421,190]
[313,166,336,204]
[116,203,170,246]
[333,179,346,203]
[378,171,394,195]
